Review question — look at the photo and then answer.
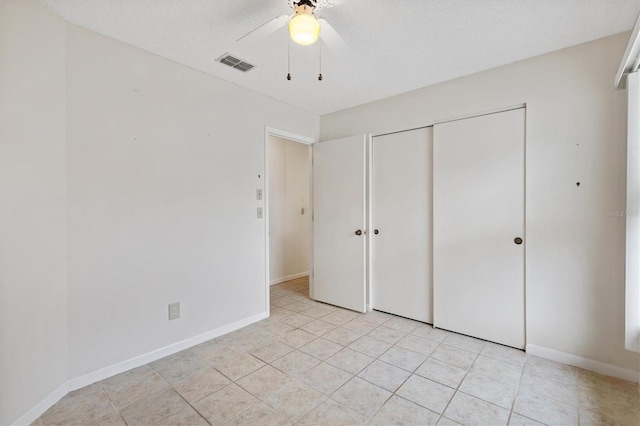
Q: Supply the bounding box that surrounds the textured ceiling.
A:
[40,0,640,115]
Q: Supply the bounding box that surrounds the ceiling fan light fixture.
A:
[289,4,320,45]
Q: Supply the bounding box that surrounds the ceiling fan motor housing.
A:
[289,0,320,45]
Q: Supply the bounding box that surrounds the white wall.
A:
[268,136,310,284]
[321,32,639,374]
[65,23,319,377]
[1,1,318,423]
[0,1,68,424]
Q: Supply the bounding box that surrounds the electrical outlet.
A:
[168,302,180,320]
[257,207,263,219]
[256,188,263,200]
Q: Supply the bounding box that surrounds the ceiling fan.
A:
[237,0,349,56]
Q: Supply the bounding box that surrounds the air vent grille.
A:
[216,53,255,72]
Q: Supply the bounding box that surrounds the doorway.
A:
[265,128,315,315]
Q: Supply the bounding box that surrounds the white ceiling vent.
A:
[216,53,255,72]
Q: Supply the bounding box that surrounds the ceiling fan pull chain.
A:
[318,38,323,81]
[287,33,292,81]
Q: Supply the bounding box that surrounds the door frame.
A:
[264,127,316,316]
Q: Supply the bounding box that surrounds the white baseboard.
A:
[13,311,268,426]
[270,272,309,286]
[12,383,70,426]
[526,344,640,383]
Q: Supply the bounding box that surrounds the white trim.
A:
[432,104,526,126]
[366,133,373,311]
[526,344,639,383]
[308,145,315,300]
[12,312,268,426]
[616,11,640,89]
[371,104,526,138]
[270,272,309,285]
[13,383,70,426]
[66,312,267,390]
[265,127,316,146]
[360,134,368,313]
[626,72,640,353]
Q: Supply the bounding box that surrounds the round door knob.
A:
[374,229,379,235]
[514,237,523,245]
[355,229,362,236]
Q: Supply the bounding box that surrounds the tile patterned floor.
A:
[35,277,640,425]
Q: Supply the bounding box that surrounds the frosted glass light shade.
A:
[289,12,320,45]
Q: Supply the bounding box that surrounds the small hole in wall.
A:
[576,182,581,187]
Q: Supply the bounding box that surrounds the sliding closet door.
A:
[313,135,367,312]
[433,108,525,349]
[371,127,433,323]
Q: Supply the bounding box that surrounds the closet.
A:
[312,107,526,349]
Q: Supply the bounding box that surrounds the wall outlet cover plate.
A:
[169,302,180,320]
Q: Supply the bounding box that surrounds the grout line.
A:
[506,356,528,426]
[149,367,214,426]
[276,282,575,425]
[417,333,452,424]
[98,380,131,426]
[39,282,508,426]
[354,326,455,423]
[107,397,129,426]
[277,282,466,423]
[220,402,260,425]
[434,340,484,420]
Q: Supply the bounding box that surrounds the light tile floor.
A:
[35,277,640,425]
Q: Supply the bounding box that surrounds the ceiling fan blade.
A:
[289,0,346,9]
[318,18,350,56]
[237,14,289,43]
[323,0,349,6]
[314,0,349,10]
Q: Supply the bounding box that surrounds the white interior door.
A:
[371,127,433,322]
[313,135,366,312]
[433,108,525,349]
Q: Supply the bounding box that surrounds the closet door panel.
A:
[371,127,433,322]
[433,108,525,349]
